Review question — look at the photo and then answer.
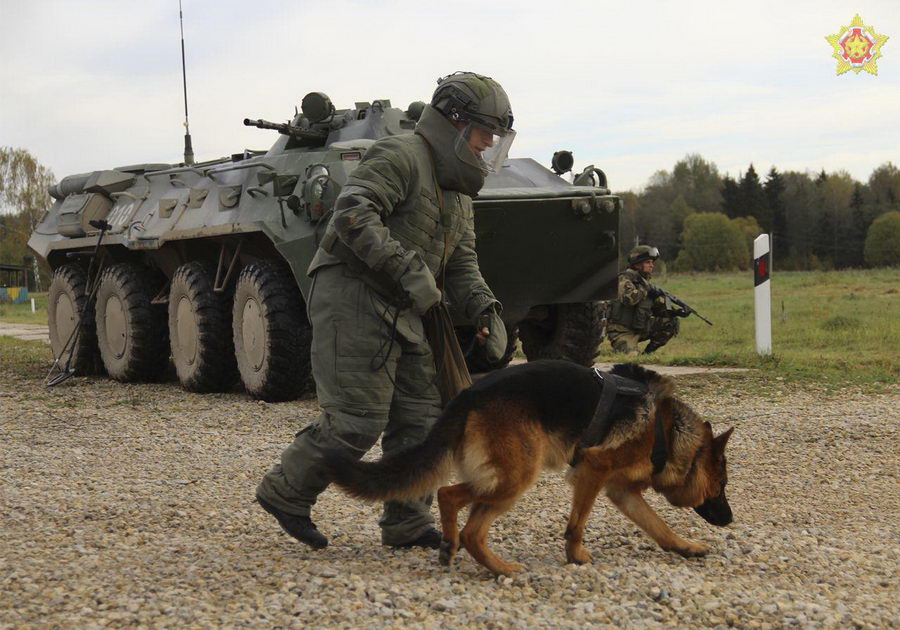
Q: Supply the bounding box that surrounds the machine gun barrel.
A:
[244,118,291,133]
[658,288,713,326]
[243,118,328,142]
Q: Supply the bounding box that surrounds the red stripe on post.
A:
[754,253,770,287]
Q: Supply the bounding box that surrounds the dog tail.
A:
[323,395,470,503]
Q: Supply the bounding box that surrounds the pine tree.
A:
[739,164,770,230]
[847,183,867,267]
[764,167,787,262]
[721,175,741,218]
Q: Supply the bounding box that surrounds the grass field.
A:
[1,269,898,386]
[0,292,47,324]
[595,268,900,386]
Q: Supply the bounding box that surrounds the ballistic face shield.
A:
[628,245,660,266]
[453,121,516,174]
[432,71,515,174]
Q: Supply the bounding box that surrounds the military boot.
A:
[256,495,328,549]
[643,341,664,354]
[388,527,442,549]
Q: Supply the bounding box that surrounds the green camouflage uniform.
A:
[607,267,678,355]
[256,104,499,545]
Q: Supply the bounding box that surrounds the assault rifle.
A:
[649,286,713,326]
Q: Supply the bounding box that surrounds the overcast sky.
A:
[1,0,898,193]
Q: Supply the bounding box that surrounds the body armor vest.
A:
[609,268,655,334]
[311,134,472,282]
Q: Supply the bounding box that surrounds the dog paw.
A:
[566,545,593,565]
[438,539,458,566]
[673,542,709,558]
[495,562,526,577]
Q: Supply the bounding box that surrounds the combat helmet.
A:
[627,245,660,266]
[430,72,515,175]
[431,72,514,137]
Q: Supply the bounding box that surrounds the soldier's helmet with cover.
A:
[627,245,660,266]
[431,71,515,174]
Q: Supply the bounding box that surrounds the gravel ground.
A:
[1,366,898,629]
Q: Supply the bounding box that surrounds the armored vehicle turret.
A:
[29,93,621,401]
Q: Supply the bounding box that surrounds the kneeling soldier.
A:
[607,245,678,355]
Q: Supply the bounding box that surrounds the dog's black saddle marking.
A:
[572,368,669,473]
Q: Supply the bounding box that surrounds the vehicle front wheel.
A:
[168,261,239,392]
[95,263,170,381]
[47,263,103,375]
[232,261,312,402]
[518,302,604,366]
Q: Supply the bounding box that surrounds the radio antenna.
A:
[179,0,195,165]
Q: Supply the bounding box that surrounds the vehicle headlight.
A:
[306,165,329,199]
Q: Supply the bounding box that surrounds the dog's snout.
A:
[694,495,733,527]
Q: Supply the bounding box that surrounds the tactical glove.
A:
[397,256,441,315]
[477,306,508,364]
[647,284,664,299]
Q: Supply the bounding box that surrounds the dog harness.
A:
[572,368,668,473]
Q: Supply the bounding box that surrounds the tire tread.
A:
[95,263,169,382]
[233,261,312,402]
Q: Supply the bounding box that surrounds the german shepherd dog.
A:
[325,360,734,576]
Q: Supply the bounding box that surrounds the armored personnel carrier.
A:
[29,92,621,401]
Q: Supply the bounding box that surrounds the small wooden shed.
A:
[0,264,30,304]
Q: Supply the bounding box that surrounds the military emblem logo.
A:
[826,14,889,75]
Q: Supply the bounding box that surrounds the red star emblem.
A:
[841,28,875,63]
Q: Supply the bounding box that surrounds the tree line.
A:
[1,147,899,292]
[0,147,56,289]
[617,154,900,271]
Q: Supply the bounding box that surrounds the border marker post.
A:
[754,234,772,355]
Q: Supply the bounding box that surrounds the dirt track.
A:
[1,364,898,629]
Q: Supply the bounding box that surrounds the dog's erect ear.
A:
[713,427,734,452]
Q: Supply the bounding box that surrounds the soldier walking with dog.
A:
[607,245,680,355]
[255,72,515,550]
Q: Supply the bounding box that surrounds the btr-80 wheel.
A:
[232,261,312,401]
[168,261,239,392]
[47,263,103,375]
[95,263,170,381]
[519,302,603,366]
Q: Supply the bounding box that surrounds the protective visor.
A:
[454,121,516,174]
[646,247,660,259]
